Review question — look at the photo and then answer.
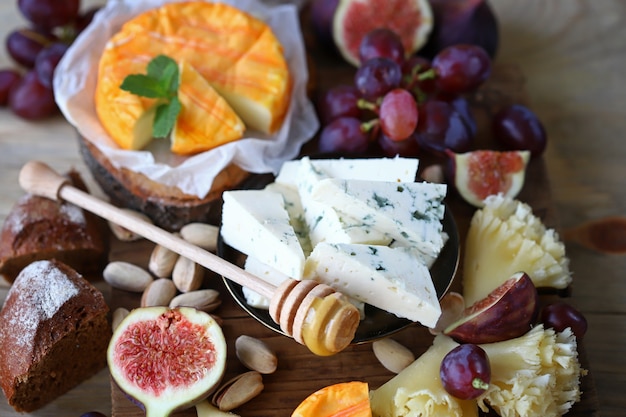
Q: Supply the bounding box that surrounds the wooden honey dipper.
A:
[19,161,360,356]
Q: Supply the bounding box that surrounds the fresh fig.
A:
[108,307,227,417]
[446,149,530,208]
[332,0,434,67]
[421,0,499,59]
[444,271,538,344]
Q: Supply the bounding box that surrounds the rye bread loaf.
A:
[0,171,108,283]
[0,259,111,412]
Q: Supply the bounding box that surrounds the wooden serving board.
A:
[109,31,599,416]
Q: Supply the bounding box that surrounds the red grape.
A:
[35,42,69,89]
[9,70,57,120]
[440,343,491,400]
[540,302,588,339]
[377,131,420,157]
[18,0,80,30]
[379,88,418,141]
[432,44,491,94]
[415,100,474,156]
[358,28,405,66]
[0,69,23,105]
[354,57,402,100]
[317,84,362,125]
[493,104,547,156]
[6,28,58,68]
[431,92,477,137]
[318,117,370,154]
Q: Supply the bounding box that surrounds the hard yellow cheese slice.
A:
[95,1,291,153]
[172,61,245,155]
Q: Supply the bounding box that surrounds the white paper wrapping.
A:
[54,0,319,198]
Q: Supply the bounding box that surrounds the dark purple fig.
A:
[444,271,538,343]
[421,0,499,59]
[310,0,340,47]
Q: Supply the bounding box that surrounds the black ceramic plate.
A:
[217,172,460,344]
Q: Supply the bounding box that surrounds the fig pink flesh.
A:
[114,309,218,396]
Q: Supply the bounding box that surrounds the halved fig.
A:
[446,149,530,207]
[332,0,433,66]
[108,307,227,417]
[444,271,538,343]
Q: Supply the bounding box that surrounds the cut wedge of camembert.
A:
[172,61,245,155]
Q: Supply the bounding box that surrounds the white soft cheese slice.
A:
[242,256,290,309]
[296,157,391,247]
[310,178,447,260]
[275,156,419,188]
[221,189,305,279]
[303,243,441,327]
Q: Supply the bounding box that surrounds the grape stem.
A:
[472,377,489,391]
[357,98,378,113]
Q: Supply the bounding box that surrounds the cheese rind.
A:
[303,243,441,327]
[221,190,305,279]
[310,178,447,260]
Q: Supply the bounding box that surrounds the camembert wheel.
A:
[95,1,292,154]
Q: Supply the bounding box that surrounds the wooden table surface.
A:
[1,1,625,416]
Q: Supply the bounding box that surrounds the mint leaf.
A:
[120,54,181,139]
[148,55,180,96]
[120,74,168,98]
[153,97,181,138]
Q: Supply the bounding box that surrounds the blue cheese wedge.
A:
[276,156,419,188]
[303,243,441,327]
[221,189,305,279]
[264,182,312,256]
[296,157,391,247]
[310,178,447,261]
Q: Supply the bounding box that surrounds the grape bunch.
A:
[0,0,100,120]
[316,28,547,158]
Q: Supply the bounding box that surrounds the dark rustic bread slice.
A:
[0,171,108,283]
[0,259,111,412]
